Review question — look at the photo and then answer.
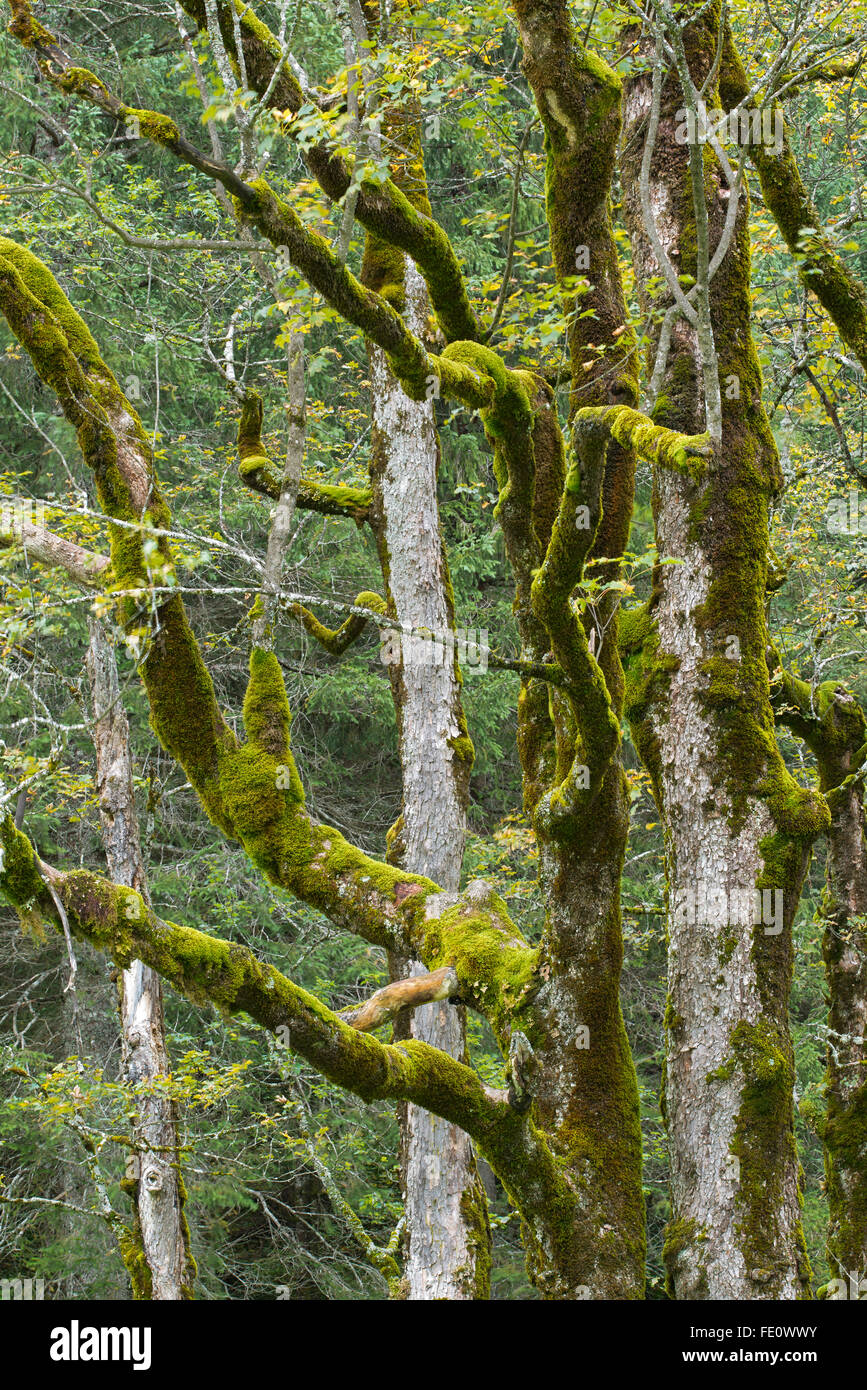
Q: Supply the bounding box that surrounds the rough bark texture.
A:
[619,4,825,1298]
[86,619,194,1299]
[367,242,488,1298]
[771,671,867,1283]
[823,776,867,1283]
[504,1,646,1299]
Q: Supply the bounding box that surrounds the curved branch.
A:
[0,817,501,1131]
[0,811,581,1281]
[575,405,712,475]
[290,591,383,656]
[0,161,536,1049]
[340,967,460,1032]
[237,393,372,520]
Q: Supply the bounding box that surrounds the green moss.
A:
[663,996,685,1034]
[578,43,622,93]
[243,648,294,762]
[121,106,179,145]
[142,596,235,829]
[618,603,653,655]
[0,238,102,366]
[823,1073,867,1277]
[0,815,46,906]
[717,923,739,966]
[355,590,385,613]
[663,1216,705,1297]
[724,1017,805,1292]
[357,166,478,343]
[237,392,270,472]
[421,888,540,1038]
[457,1180,492,1299]
[217,743,299,874]
[8,0,56,49]
[57,67,109,99]
[290,592,381,657]
[361,233,408,312]
[623,621,677,801]
[119,1229,153,1300]
[447,733,474,766]
[577,405,711,479]
[298,481,372,513]
[0,238,168,598]
[719,33,867,371]
[177,1169,197,1298]
[61,870,135,964]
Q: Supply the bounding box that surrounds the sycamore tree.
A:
[1,0,867,1300]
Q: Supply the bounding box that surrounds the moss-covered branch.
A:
[511,0,640,624]
[769,657,867,783]
[0,813,584,1269]
[0,815,498,1130]
[0,239,165,593]
[174,0,480,345]
[768,655,867,1279]
[575,406,713,477]
[524,397,710,827]
[0,238,539,1040]
[8,2,485,390]
[511,3,637,411]
[0,236,238,809]
[236,393,371,520]
[530,414,620,826]
[290,591,384,656]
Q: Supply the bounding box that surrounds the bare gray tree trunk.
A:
[86,619,194,1299]
[368,257,489,1299]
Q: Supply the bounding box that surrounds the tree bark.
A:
[771,669,867,1285]
[86,619,194,1299]
[619,4,826,1298]
[362,115,489,1293]
[506,1,646,1298]
[822,773,867,1286]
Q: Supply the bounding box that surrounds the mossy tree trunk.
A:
[771,669,867,1286]
[0,0,660,1302]
[503,1,646,1298]
[821,776,867,1287]
[619,2,827,1298]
